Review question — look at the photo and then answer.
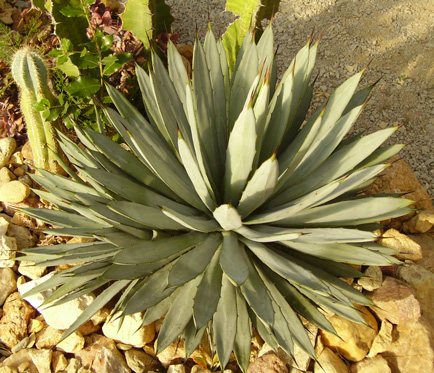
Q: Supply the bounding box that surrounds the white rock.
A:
[0,235,17,268]
[18,273,98,330]
[0,180,31,203]
[102,312,155,348]
[18,260,47,280]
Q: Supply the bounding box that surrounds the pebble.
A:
[0,180,31,203]
[0,167,16,186]
[0,138,16,168]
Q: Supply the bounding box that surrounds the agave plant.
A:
[20,25,410,371]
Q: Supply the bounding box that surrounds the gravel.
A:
[167,0,434,197]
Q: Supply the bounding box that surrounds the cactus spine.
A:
[11,47,65,174]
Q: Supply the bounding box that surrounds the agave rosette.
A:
[21,26,410,371]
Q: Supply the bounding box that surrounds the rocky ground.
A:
[168,0,434,198]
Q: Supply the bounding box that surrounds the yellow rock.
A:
[320,306,378,362]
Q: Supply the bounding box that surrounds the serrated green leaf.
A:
[239,258,274,325]
[66,77,100,97]
[274,196,413,227]
[213,275,237,369]
[59,280,130,343]
[168,234,222,287]
[233,290,252,372]
[113,232,206,265]
[213,204,243,231]
[184,318,207,358]
[224,106,257,204]
[282,240,399,266]
[156,276,202,353]
[178,134,217,211]
[244,239,332,296]
[237,154,279,218]
[235,226,301,243]
[108,201,185,230]
[193,248,223,329]
[219,232,250,285]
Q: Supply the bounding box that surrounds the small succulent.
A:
[21,26,409,371]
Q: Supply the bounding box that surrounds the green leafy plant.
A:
[11,47,66,173]
[20,26,409,371]
[223,0,280,72]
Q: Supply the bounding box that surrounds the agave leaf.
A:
[356,144,405,169]
[281,240,399,265]
[237,154,279,218]
[235,226,301,243]
[213,204,243,231]
[271,127,398,205]
[239,257,274,325]
[300,287,367,325]
[124,265,176,315]
[292,228,377,244]
[273,40,318,155]
[184,318,207,358]
[246,179,340,225]
[204,26,228,162]
[308,164,388,208]
[178,134,217,211]
[81,128,176,198]
[224,106,257,204]
[270,300,295,357]
[278,102,366,189]
[167,41,188,106]
[151,52,193,151]
[168,234,222,287]
[259,58,295,162]
[216,39,231,107]
[22,241,105,255]
[143,289,180,326]
[193,247,223,329]
[104,89,207,212]
[107,201,185,230]
[273,196,413,227]
[22,208,108,230]
[101,262,167,280]
[113,232,206,265]
[31,169,100,197]
[98,231,144,248]
[229,35,258,129]
[265,268,337,336]
[249,309,279,350]
[78,165,182,212]
[251,75,271,170]
[192,36,223,187]
[162,206,220,232]
[233,289,252,372]
[213,275,237,369]
[59,280,130,343]
[244,239,332,296]
[219,232,251,286]
[40,274,101,308]
[156,275,202,353]
[19,272,69,298]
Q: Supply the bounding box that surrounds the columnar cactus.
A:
[11,47,65,174]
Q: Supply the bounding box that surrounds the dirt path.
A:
[169,0,434,197]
